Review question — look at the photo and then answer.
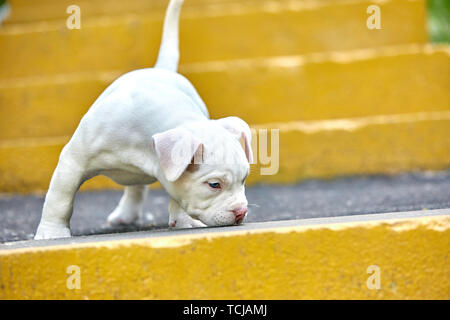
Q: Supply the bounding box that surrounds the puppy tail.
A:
[154,0,184,72]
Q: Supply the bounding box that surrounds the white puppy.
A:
[34,0,253,240]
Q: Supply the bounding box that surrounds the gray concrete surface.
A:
[0,170,449,243]
[3,208,449,250]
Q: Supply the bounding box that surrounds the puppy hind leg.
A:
[107,185,148,226]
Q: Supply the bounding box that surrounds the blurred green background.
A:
[429,0,450,42]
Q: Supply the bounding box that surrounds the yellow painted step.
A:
[0,114,448,193]
[0,44,448,141]
[1,212,449,299]
[5,0,169,23]
[4,0,232,23]
[0,0,427,79]
[250,114,450,184]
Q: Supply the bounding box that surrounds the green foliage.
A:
[428,0,450,43]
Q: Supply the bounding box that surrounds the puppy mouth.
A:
[233,212,246,225]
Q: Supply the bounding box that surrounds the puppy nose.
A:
[232,207,248,223]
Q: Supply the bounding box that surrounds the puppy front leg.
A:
[107,185,147,226]
[168,198,206,229]
[35,159,85,240]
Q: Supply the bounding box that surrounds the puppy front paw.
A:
[34,222,71,240]
[169,216,206,229]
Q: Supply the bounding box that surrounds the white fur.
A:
[34,0,252,240]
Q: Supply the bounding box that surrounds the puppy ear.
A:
[152,127,203,182]
[215,116,253,164]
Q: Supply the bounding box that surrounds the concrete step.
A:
[6,0,419,24]
[4,0,180,23]
[1,209,449,299]
[0,44,448,141]
[1,112,449,193]
[0,0,427,79]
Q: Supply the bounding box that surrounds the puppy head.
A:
[152,117,253,226]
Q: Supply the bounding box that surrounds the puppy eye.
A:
[207,182,221,189]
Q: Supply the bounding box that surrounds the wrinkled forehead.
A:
[199,132,247,165]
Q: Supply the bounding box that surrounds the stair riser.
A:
[1,46,448,140]
[1,119,448,193]
[0,0,427,78]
